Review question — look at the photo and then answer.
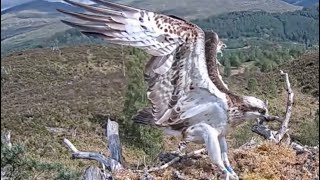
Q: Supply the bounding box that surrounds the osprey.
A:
[58,0,268,179]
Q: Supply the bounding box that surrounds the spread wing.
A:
[58,0,226,127]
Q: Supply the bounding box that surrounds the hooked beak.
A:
[259,114,268,121]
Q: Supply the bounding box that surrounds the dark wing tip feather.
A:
[62,0,84,7]
[62,0,121,16]
[60,20,109,34]
[60,19,88,29]
[57,8,112,23]
[90,0,139,12]
[132,108,154,125]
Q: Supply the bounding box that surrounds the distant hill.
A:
[193,6,319,45]
[1,0,301,18]
[230,51,319,98]
[282,0,319,7]
[125,0,301,19]
[1,0,310,56]
[0,0,305,57]
[1,0,85,56]
[1,0,82,15]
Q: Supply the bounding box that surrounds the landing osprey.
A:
[58,1,268,179]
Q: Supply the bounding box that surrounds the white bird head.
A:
[217,40,227,56]
[241,96,268,120]
[206,31,226,56]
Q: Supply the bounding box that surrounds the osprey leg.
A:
[205,126,238,180]
[218,135,238,179]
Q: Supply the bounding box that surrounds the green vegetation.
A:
[247,78,258,92]
[2,6,318,58]
[192,6,318,75]
[1,46,131,179]
[120,48,163,162]
[193,6,319,45]
[0,45,165,179]
[1,46,318,179]
[228,51,319,147]
[1,133,80,180]
[296,110,319,146]
[1,29,104,57]
[219,39,305,75]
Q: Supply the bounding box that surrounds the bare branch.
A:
[274,70,294,143]
[63,138,123,172]
[291,142,319,154]
[63,138,79,153]
[251,70,294,144]
[106,118,123,164]
[1,130,12,150]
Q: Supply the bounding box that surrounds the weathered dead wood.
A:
[275,70,294,143]
[1,130,12,149]
[106,118,123,164]
[83,166,103,180]
[251,70,294,144]
[291,142,319,154]
[1,66,8,80]
[63,119,124,179]
[1,131,12,180]
[63,138,123,172]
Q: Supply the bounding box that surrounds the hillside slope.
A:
[1,0,303,57]
[1,46,319,179]
[230,51,319,98]
[1,45,130,178]
[228,51,319,144]
[126,0,301,19]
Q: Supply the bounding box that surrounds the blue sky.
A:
[1,0,92,10]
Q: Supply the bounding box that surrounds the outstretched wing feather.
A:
[59,0,208,126]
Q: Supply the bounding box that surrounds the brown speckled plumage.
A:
[59,0,267,130]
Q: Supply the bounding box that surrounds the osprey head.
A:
[217,40,227,56]
[205,31,227,56]
[241,96,268,120]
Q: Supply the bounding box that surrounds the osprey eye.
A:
[258,109,266,114]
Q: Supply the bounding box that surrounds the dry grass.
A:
[112,142,319,180]
[1,45,136,177]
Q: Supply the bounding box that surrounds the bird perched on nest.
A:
[58,1,269,179]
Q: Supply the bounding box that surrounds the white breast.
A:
[178,86,228,132]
